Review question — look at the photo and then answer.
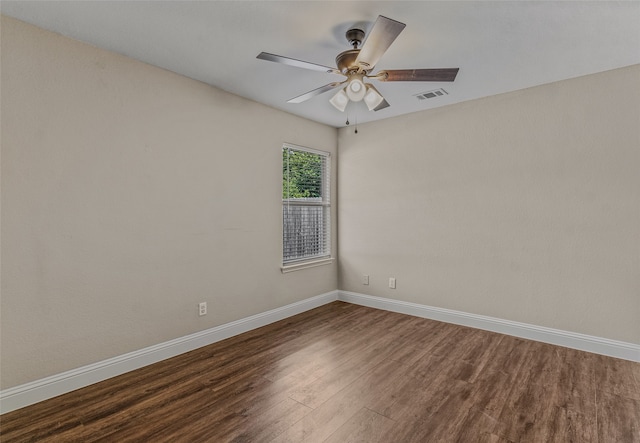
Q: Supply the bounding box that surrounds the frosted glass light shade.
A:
[364,85,384,111]
[329,88,349,112]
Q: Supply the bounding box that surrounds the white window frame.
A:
[281,143,332,272]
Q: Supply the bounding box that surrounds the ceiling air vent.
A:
[415,88,448,101]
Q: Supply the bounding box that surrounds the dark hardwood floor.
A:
[1,302,639,442]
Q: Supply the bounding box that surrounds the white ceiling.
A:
[2,1,639,128]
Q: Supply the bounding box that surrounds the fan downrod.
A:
[345,28,365,49]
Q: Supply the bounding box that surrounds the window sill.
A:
[281,257,334,273]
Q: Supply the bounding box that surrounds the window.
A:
[282,144,331,267]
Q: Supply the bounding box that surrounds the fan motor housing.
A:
[336,49,361,74]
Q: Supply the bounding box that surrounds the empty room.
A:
[1,1,638,442]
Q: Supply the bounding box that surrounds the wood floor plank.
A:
[323,407,395,443]
[492,340,602,442]
[1,301,638,442]
[376,376,476,442]
[449,407,505,443]
[544,405,596,443]
[594,353,640,401]
[597,390,640,442]
[287,333,398,409]
[269,358,407,442]
[554,347,597,417]
[161,396,312,443]
[477,432,516,443]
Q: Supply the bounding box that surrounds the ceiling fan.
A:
[257,15,459,112]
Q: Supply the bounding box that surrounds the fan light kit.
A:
[257,15,459,113]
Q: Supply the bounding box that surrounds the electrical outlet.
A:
[363,274,369,285]
[198,302,207,316]
[389,277,396,289]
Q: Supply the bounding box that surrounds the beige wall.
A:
[338,64,640,344]
[2,14,638,391]
[0,16,338,389]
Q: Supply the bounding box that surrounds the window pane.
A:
[283,205,329,262]
[282,145,330,263]
[282,149,324,199]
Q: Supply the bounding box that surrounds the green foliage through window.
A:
[283,148,323,199]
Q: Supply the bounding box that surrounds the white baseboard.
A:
[0,291,339,414]
[3,289,637,414]
[338,290,640,363]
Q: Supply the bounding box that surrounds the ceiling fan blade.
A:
[374,98,390,111]
[354,16,406,71]
[377,68,459,82]
[287,81,346,104]
[257,52,340,74]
